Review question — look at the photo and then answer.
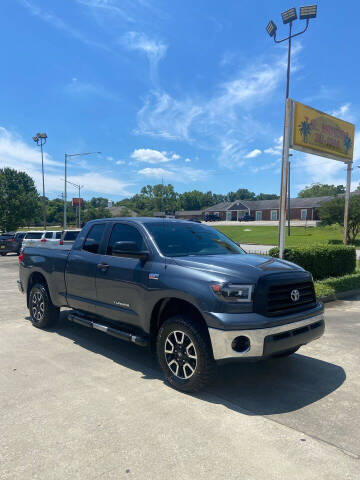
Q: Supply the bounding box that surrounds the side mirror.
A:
[112,241,149,262]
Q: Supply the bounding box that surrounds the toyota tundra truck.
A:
[18,218,325,392]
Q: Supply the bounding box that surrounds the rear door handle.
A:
[97,262,109,271]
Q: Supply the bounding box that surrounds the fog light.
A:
[231,336,250,353]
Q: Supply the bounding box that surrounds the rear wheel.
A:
[29,283,59,329]
[1,252,6,256]
[157,315,216,392]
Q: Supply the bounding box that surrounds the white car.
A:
[22,231,62,250]
[43,230,81,249]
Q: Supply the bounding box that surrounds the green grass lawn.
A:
[215,224,348,248]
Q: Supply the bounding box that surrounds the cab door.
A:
[65,223,107,313]
[95,222,151,327]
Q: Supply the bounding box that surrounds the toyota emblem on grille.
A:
[291,289,300,302]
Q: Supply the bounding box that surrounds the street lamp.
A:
[63,179,84,228]
[266,5,317,251]
[63,151,101,228]
[33,132,48,230]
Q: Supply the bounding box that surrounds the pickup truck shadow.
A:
[40,312,345,416]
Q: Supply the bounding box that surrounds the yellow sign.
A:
[291,100,355,162]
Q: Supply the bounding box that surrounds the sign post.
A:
[343,162,352,244]
[278,98,293,259]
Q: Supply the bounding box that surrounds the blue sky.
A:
[0,0,359,201]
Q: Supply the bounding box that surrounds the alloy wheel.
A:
[164,330,197,379]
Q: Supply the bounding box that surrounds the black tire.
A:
[1,252,6,256]
[157,315,216,393]
[272,346,300,358]
[29,283,59,329]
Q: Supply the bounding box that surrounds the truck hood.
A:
[173,254,302,282]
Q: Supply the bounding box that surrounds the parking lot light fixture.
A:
[300,5,317,20]
[32,132,48,230]
[266,5,317,252]
[266,20,277,37]
[281,7,297,24]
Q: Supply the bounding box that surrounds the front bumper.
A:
[209,314,324,361]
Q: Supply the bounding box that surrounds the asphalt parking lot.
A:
[0,254,359,479]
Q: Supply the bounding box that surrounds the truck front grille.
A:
[266,281,316,316]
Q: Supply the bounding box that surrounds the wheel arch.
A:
[26,271,49,307]
[149,296,210,352]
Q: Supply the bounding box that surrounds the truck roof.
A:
[88,217,200,225]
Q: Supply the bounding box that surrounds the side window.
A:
[56,232,62,239]
[106,224,145,256]
[83,224,106,254]
[45,232,53,239]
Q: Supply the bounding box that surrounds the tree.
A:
[227,188,255,201]
[255,193,279,200]
[0,168,40,231]
[89,197,109,208]
[83,206,112,223]
[319,196,360,243]
[298,183,345,198]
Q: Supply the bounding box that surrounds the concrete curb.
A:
[318,288,360,304]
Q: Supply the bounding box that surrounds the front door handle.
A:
[97,262,109,271]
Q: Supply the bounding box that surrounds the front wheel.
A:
[29,283,59,329]
[157,315,216,393]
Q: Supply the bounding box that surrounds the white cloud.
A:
[131,148,178,164]
[264,136,283,156]
[245,149,261,158]
[116,160,126,165]
[330,103,350,119]
[185,158,191,163]
[122,32,167,84]
[136,47,297,168]
[138,165,206,182]
[137,92,203,140]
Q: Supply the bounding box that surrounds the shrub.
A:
[269,245,356,280]
[315,273,360,299]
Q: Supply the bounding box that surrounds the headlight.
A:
[211,283,254,302]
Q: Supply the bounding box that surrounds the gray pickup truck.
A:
[18,218,325,392]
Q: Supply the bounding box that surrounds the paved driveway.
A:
[0,255,359,479]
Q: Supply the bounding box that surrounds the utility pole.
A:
[63,151,101,229]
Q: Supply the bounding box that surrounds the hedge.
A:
[315,273,360,300]
[269,245,356,280]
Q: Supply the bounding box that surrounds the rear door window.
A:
[82,224,106,254]
[56,232,62,239]
[45,232,53,239]
[64,231,79,241]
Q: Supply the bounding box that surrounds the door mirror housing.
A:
[112,241,149,261]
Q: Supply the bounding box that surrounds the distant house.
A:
[204,196,335,221]
[153,194,354,222]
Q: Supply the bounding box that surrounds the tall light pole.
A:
[266,5,317,251]
[63,179,84,228]
[63,151,101,228]
[33,133,48,230]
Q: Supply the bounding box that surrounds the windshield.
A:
[144,222,245,257]
[25,232,43,239]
